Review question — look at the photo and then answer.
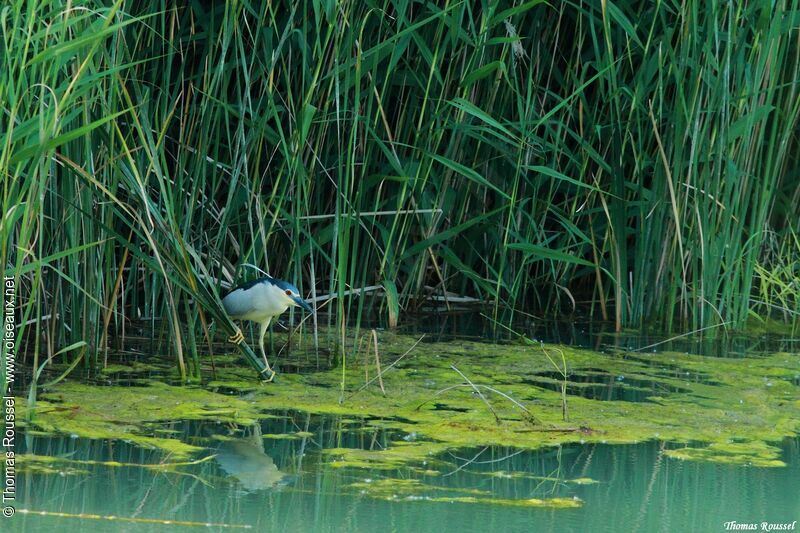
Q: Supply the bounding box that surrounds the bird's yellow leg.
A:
[228,325,244,345]
[260,366,275,382]
[258,319,275,382]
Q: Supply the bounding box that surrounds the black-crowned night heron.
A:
[223,275,313,381]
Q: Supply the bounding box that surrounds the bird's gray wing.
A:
[222,288,258,318]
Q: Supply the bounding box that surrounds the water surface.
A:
[10,414,800,533]
[7,322,800,532]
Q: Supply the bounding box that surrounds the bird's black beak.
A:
[293,296,314,313]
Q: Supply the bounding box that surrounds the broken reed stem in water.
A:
[632,322,731,352]
[538,345,569,422]
[357,333,369,383]
[372,329,385,395]
[345,335,425,401]
[358,330,386,395]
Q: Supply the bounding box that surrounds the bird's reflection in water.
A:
[215,425,291,492]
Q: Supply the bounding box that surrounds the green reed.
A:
[2,0,799,389]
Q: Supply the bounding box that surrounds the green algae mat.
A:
[19,331,800,472]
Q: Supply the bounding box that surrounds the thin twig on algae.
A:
[343,334,425,402]
[450,365,501,423]
[416,366,544,425]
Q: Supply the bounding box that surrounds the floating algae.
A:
[17,330,800,476]
[16,455,90,476]
[346,478,583,508]
[664,440,787,467]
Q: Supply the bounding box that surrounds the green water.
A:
[9,414,800,533]
[6,323,800,532]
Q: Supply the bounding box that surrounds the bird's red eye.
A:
[285,290,292,296]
